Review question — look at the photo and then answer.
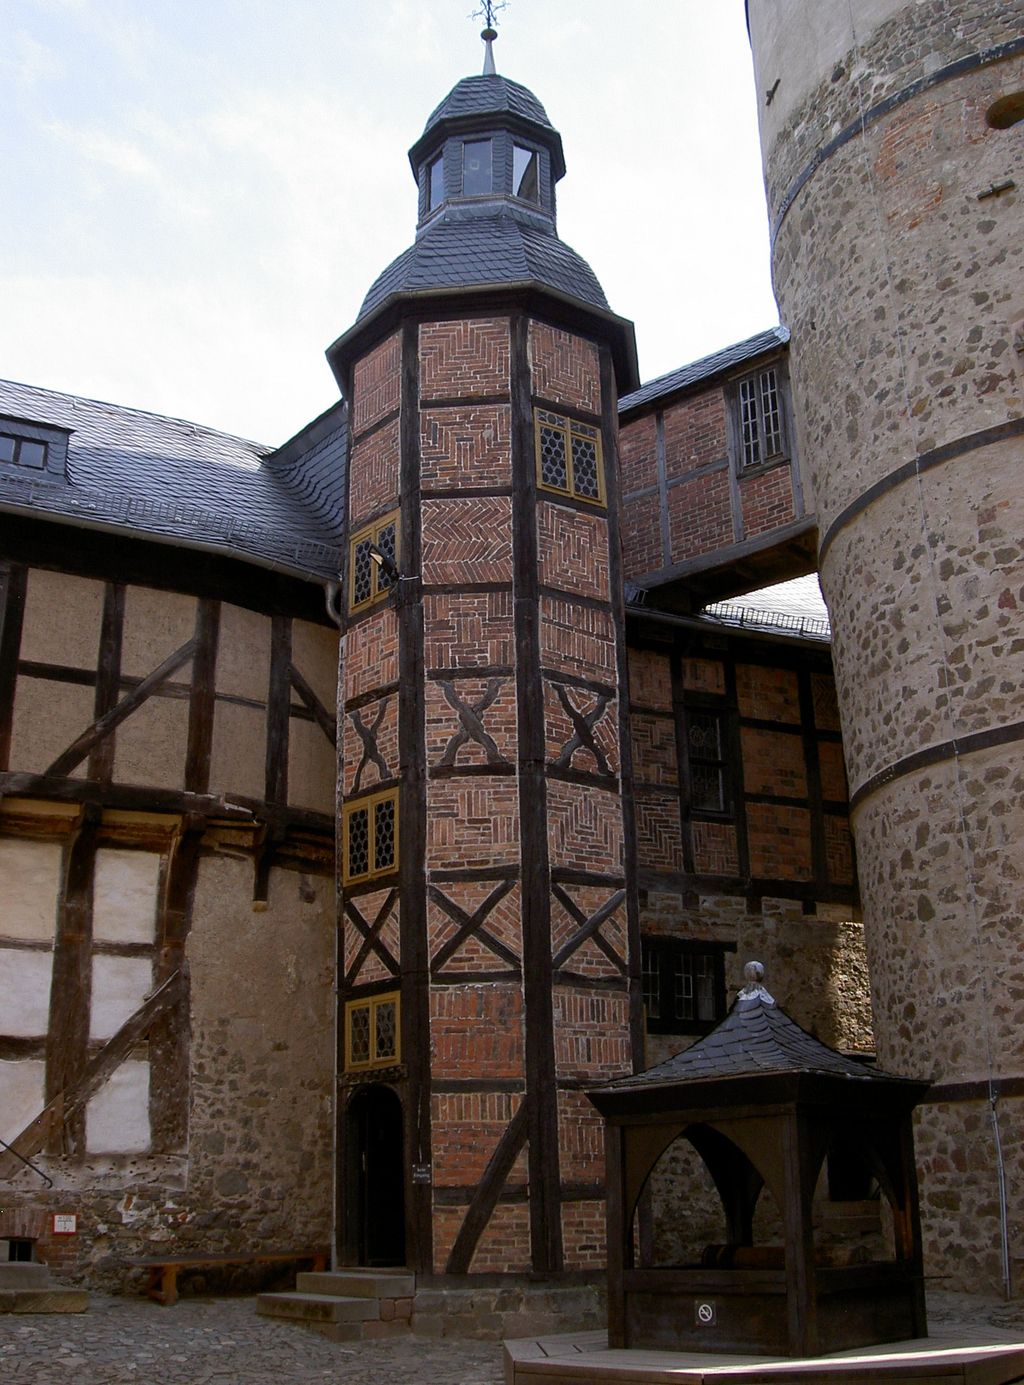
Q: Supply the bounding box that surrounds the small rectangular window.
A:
[345,991,401,1071]
[513,144,540,203]
[641,939,731,1035]
[428,154,445,210]
[0,432,47,470]
[348,512,399,613]
[343,788,399,884]
[535,410,604,506]
[686,709,728,814]
[735,366,787,470]
[463,139,492,196]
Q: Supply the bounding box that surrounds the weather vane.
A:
[471,1,508,73]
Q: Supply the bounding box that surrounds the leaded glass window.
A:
[345,991,401,1070]
[343,789,399,884]
[348,511,400,612]
[736,365,787,469]
[687,710,728,814]
[539,423,568,490]
[375,999,398,1062]
[347,806,370,879]
[534,410,604,505]
[374,797,396,872]
[348,1004,371,1065]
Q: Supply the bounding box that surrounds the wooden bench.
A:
[127,1248,328,1305]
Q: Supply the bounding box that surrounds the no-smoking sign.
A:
[695,1300,717,1326]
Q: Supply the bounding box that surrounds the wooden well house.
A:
[587,963,930,1359]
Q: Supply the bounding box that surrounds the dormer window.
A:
[0,432,47,470]
[462,140,492,195]
[513,145,539,204]
[428,154,444,211]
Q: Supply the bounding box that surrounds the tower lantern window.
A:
[428,154,444,210]
[463,139,492,195]
[513,144,539,203]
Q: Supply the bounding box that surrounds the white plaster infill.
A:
[503,1327,1024,1383]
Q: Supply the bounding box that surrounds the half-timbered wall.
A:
[339,314,637,1278]
[0,560,337,1283]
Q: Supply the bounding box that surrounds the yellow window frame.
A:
[342,787,400,885]
[344,990,401,1071]
[534,409,605,507]
[348,511,400,613]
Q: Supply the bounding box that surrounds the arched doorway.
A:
[344,1084,405,1267]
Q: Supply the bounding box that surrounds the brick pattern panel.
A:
[539,596,615,682]
[543,679,619,776]
[741,727,808,798]
[551,885,626,978]
[537,502,610,600]
[682,657,726,697]
[739,463,797,539]
[425,676,517,769]
[420,405,511,489]
[818,740,849,803]
[692,819,740,876]
[424,591,514,670]
[668,469,733,565]
[428,880,523,972]
[619,413,658,493]
[561,1199,606,1270]
[635,792,683,872]
[546,779,624,874]
[663,391,728,482]
[621,491,663,580]
[557,1090,607,1183]
[349,417,400,526]
[352,332,401,435]
[344,890,400,983]
[528,321,601,413]
[465,1202,531,1275]
[552,989,631,1080]
[426,778,520,869]
[812,673,842,731]
[736,664,801,723]
[631,711,678,788]
[422,496,513,586]
[747,803,813,881]
[628,648,673,711]
[344,607,399,701]
[342,692,398,796]
[430,1092,525,1187]
[429,984,524,1080]
[419,318,510,399]
[825,814,855,885]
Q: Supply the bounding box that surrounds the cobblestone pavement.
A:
[4,1290,1024,1385]
[0,1295,505,1385]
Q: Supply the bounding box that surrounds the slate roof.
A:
[619,325,790,415]
[421,74,556,140]
[596,988,903,1095]
[0,378,346,582]
[359,212,609,319]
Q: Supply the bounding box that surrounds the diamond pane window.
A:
[642,939,731,1035]
[535,410,604,505]
[347,806,370,880]
[687,709,729,815]
[374,797,396,872]
[349,511,400,612]
[345,991,401,1071]
[343,789,399,884]
[513,144,540,203]
[375,999,398,1062]
[349,1005,371,1065]
[735,366,787,470]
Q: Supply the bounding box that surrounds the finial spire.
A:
[739,960,775,1005]
[472,1,507,75]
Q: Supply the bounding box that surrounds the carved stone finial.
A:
[739,960,775,1005]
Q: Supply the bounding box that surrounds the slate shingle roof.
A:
[598,990,897,1094]
[620,325,790,415]
[359,212,610,319]
[0,377,345,581]
[421,74,556,139]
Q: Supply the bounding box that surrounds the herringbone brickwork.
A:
[424,591,514,669]
[349,417,400,526]
[422,496,513,586]
[539,595,615,681]
[630,711,678,787]
[419,318,510,399]
[342,692,398,796]
[426,778,520,869]
[528,322,601,414]
[628,648,673,711]
[692,819,740,876]
[420,405,512,488]
[634,792,684,872]
[537,502,609,600]
[546,779,623,873]
[344,607,399,700]
[425,676,516,769]
[352,331,402,435]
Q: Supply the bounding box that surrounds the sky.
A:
[1,0,780,446]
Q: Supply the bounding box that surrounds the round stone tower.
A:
[747,2,1024,1292]
[327,39,641,1282]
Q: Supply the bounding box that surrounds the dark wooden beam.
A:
[88,582,126,784]
[444,1103,528,1274]
[185,600,220,795]
[0,563,27,771]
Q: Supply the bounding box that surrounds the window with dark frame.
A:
[512,144,540,203]
[641,938,731,1035]
[0,432,47,470]
[686,708,729,814]
[462,139,492,195]
[735,364,786,470]
[535,409,604,505]
[342,789,399,885]
[428,154,445,210]
[348,512,398,613]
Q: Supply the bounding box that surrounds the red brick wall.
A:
[667,469,734,564]
[528,322,601,413]
[426,778,520,870]
[619,414,657,492]
[537,503,610,600]
[682,657,726,696]
[543,679,619,774]
[344,890,401,984]
[819,740,849,801]
[427,879,522,973]
[425,676,517,770]
[419,318,510,399]
[352,332,402,434]
[747,803,813,880]
[630,711,677,788]
[741,727,808,797]
[621,489,662,581]
[423,591,514,669]
[420,405,511,488]
[344,607,399,700]
[539,596,616,681]
[429,985,524,1081]
[342,692,398,796]
[739,463,796,539]
[635,793,683,872]
[546,780,624,874]
[552,992,632,1079]
[550,885,627,978]
[628,648,673,711]
[421,496,513,586]
[349,417,400,526]
[561,1200,606,1270]
[692,819,740,876]
[662,391,728,480]
[736,664,800,722]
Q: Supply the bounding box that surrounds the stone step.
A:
[0,1263,52,1289]
[256,1291,381,1325]
[0,1287,89,1314]
[296,1269,415,1299]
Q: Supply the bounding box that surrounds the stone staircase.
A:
[0,1261,89,1314]
[256,1267,415,1342]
